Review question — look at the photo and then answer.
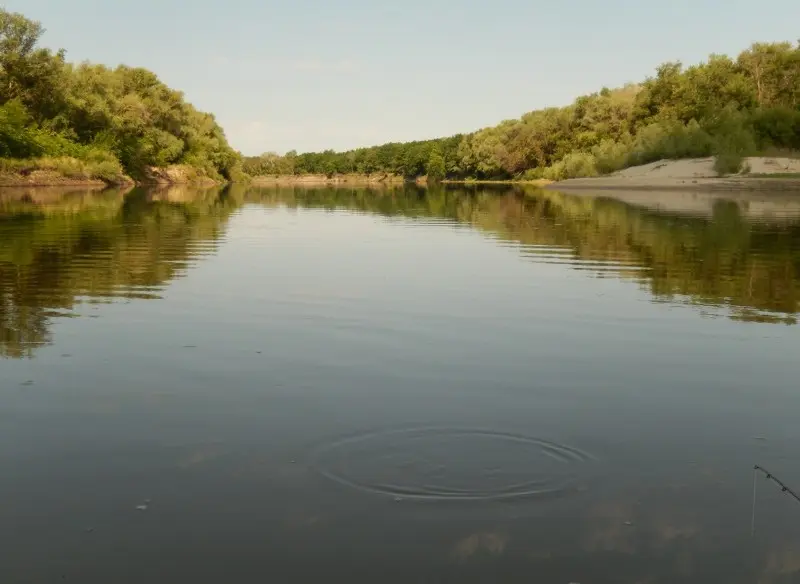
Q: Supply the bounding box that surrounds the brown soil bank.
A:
[250,173,406,186]
[0,164,222,188]
[549,157,800,192]
[140,165,220,186]
[0,169,133,188]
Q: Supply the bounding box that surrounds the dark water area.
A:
[2,184,800,583]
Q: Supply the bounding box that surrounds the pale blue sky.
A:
[9,0,800,155]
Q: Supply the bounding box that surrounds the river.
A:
[2,184,800,583]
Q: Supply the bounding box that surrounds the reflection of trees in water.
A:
[250,185,800,324]
[0,186,238,358]
[250,185,800,583]
[3,184,798,357]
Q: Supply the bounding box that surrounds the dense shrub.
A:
[626,120,714,166]
[592,139,632,174]
[543,152,599,180]
[750,107,800,151]
[713,153,745,175]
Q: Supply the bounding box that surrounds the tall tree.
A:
[0,10,67,123]
[426,149,446,182]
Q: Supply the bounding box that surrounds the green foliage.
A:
[0,155,125,182]
[737,42,800,108]
[426,149,446,182]
[591,139,632,174]
[708,107,757,175]
[0,100,39,157]
[520,167,546,181]
[626,119,714,166]
[543,152,599,180]
[0,10,68,123]
[253,40,799,182]
[0,8,241,182]
[5,8,796,185]
[750,107,800,151]
[713,152,745,176]
[243,137,465,180]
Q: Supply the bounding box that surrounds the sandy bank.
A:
[549,157,800,192]
[250,173,406,186]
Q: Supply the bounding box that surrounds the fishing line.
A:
[751,466,758,536]
[751,465,800,537]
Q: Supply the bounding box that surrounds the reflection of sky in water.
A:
[1,186,800,583]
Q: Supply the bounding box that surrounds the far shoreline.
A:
[246,157,800,192]
[6,157,799,194]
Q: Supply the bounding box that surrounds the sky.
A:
[9,0,800,155]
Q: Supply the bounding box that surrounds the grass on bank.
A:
[0,156,127,183]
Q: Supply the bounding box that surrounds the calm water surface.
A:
[2,185,800,583]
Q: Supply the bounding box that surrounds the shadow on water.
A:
[2,183,800,358]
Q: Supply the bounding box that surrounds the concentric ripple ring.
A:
[309,427,596,502]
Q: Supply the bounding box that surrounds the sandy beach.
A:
[549,157,800,191]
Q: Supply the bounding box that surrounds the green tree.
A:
[0,10,67,123]
[0,8,242,182]
[738,42,800,108]
[426,149,446,182]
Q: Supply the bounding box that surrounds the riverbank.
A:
[0,160,224,188]
[0,172,121,188]
[140,165,221,187]
[0,157,131,188]
[442,178,553,187]
[548,157,800,192]
[250,173,406,186]
[248,174,556,188]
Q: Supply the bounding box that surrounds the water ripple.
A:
[309,427,597,503]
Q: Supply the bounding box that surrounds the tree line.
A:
[244,41,800,180]
[0,9,242,183]
[2,7,798,185]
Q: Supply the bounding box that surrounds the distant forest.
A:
[244,41,800,180]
